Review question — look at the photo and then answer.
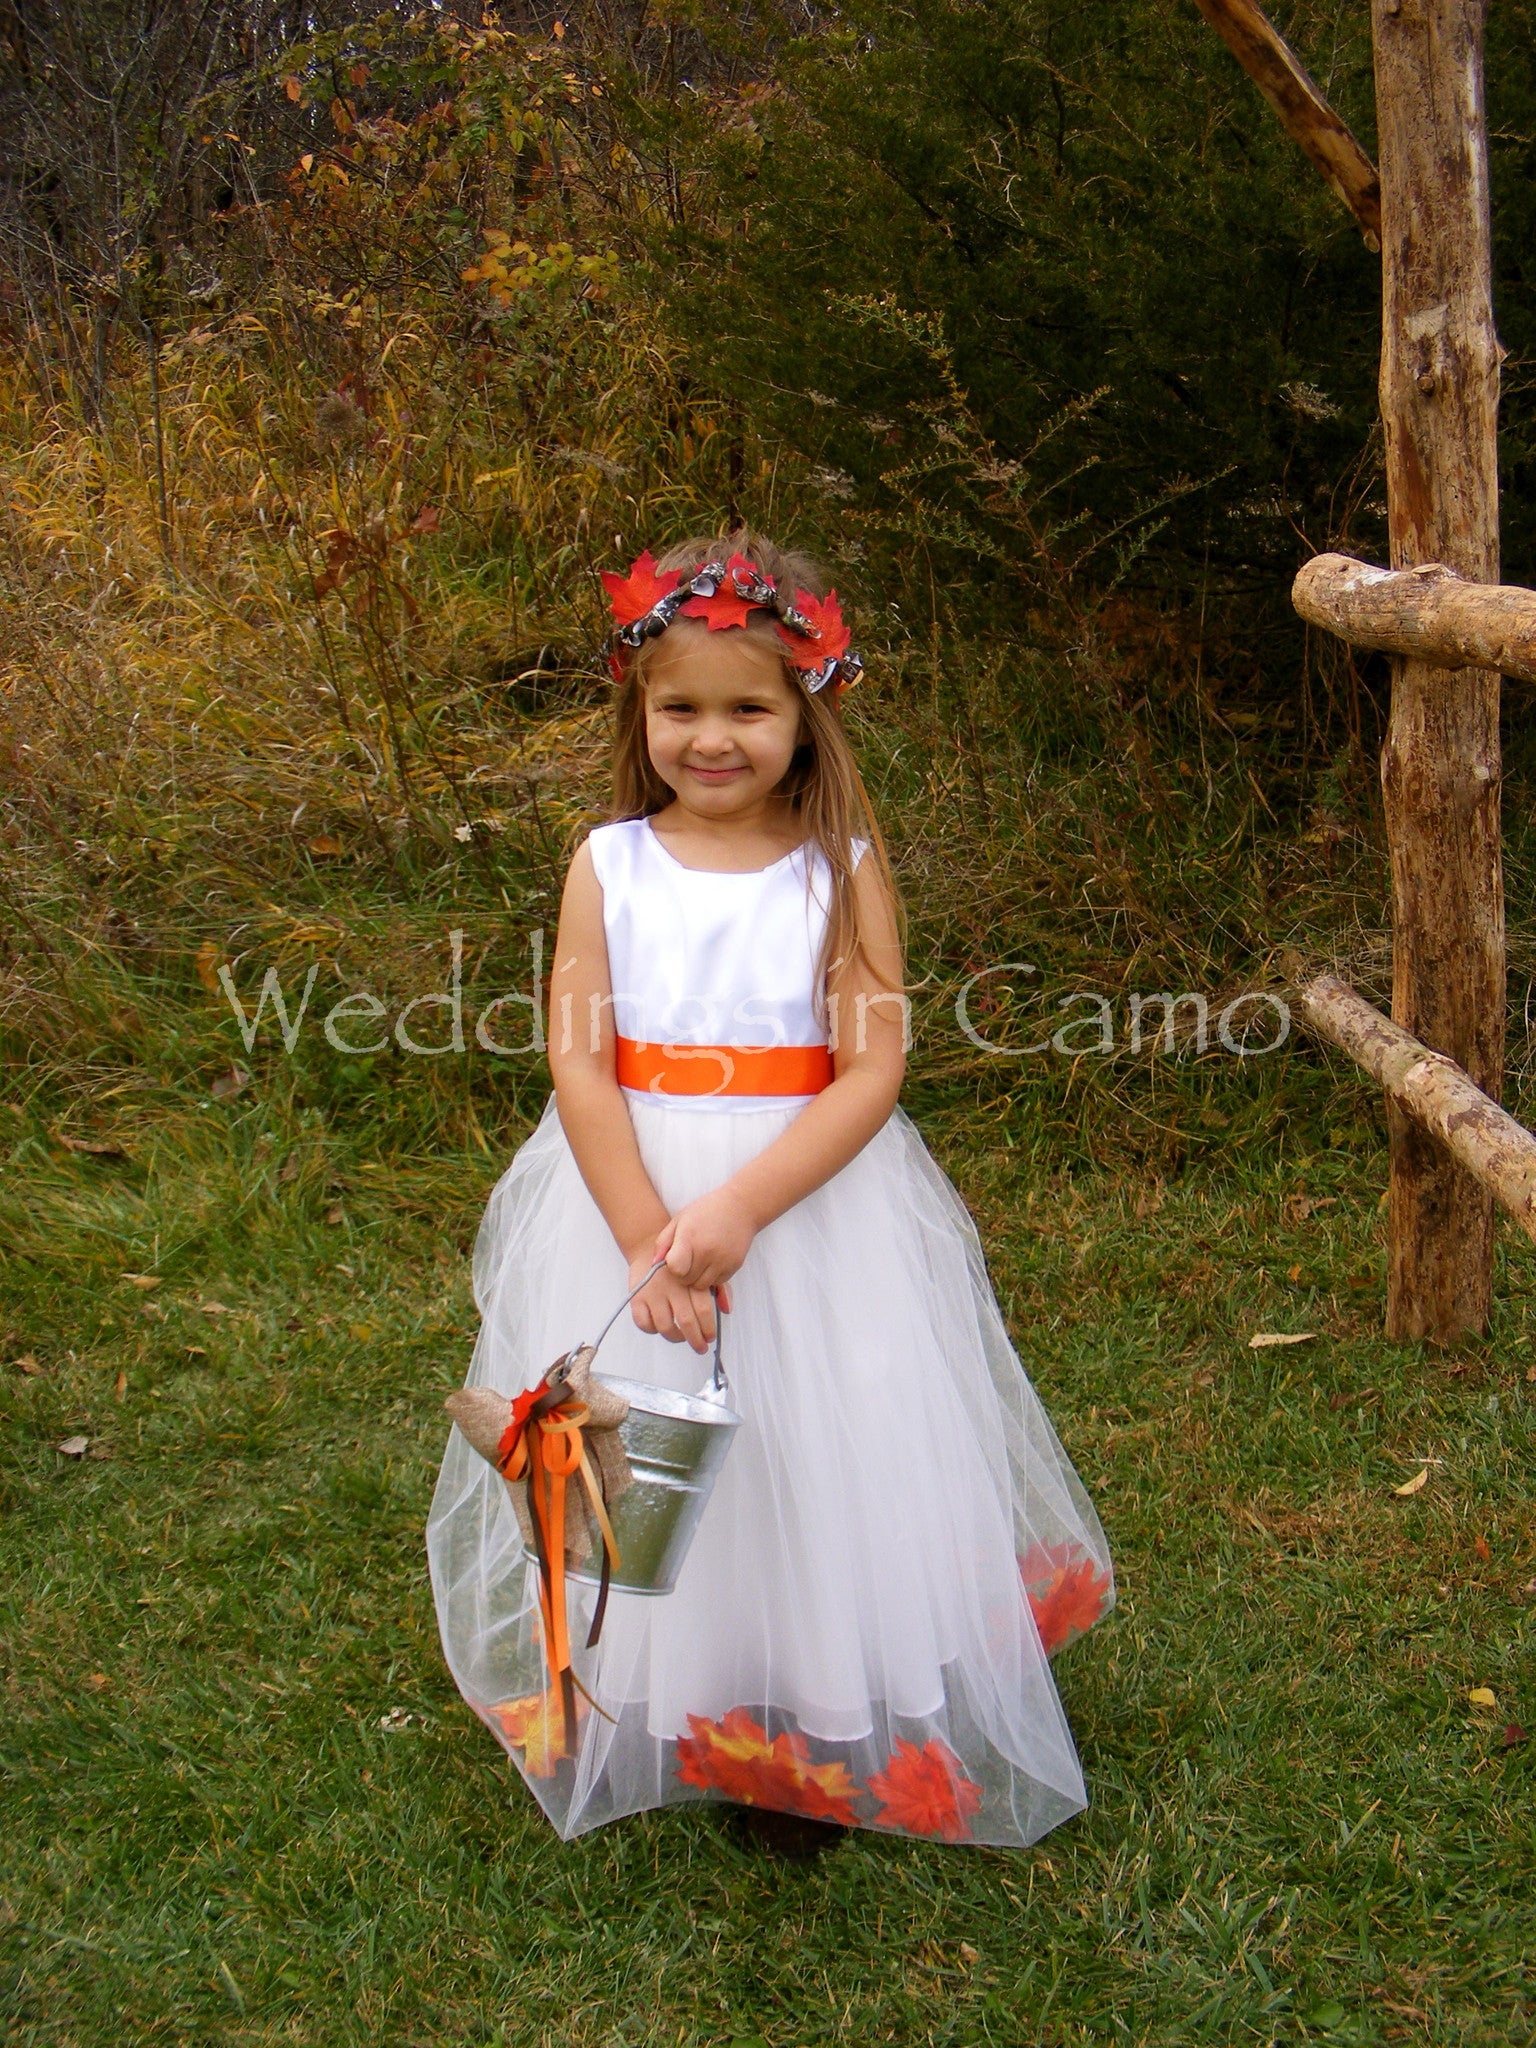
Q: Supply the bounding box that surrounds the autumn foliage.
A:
[1020,1544,1114,1655]
[676,1709,861,1826]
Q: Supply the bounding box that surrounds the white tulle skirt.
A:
[426,1093,1114,1847]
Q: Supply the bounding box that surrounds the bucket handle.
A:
[587,1257,727,1393]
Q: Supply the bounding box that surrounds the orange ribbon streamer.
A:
[496,1370,622,1757]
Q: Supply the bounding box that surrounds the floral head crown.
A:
[601,549,865,696]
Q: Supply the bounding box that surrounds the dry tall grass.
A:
[0,8,1428,1162]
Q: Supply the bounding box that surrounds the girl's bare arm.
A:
[547,842,721,1350]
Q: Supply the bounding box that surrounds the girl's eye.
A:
[734,702,772,716]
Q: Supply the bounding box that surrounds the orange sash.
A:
[616,1035,834,1098]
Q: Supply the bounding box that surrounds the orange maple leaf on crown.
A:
[601,549,680,627]
[776,587,851,668]
[680,552,775,632]
[676,1707,860,1824]
[868,1737,983,1842]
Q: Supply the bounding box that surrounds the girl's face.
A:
[642,623,804,819]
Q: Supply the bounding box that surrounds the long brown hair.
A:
[609,528,902,1005]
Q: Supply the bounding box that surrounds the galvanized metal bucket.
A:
[566,1265,742,1597]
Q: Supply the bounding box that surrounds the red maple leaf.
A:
[601,549,680,627]
[777,586,851,667]
[868,1737,983,1843]
[676,1708,860,1824]
[1020,1547,1111,1654]
[680,551,775,631]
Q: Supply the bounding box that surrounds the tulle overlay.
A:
[426,1095,1114,1846]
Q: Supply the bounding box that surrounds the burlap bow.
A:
[444,1345,633,1568]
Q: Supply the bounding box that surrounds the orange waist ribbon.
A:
[496,1371,621,1756]
[616,1035,834,1098]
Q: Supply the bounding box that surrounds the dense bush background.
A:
[4,0,1536,1097]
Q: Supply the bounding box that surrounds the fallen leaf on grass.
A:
[1329,1385,1380,1411]
[84,1672,109,1692]
[1249,1332,1317,1350]
[1474,1535,1492,1562]
[1501,1723,1527,1749]
[350,1323,375,1343]
[209,1064,251,1101]
[13,1354,42,1376]
[215,1959,244,2013]
[307,834,344,857]
[114,1371,127,1400]
[120,1273,161,1290]
[1393,1468,1430,1497]
[1282,1193,1337,1225]
[324,1205,345,1225]
[57,1436,89,1457]
[200,1300,233,1317]
[57,1134,126,1158]
[277,1154,300,1184]
[185,1345,207,1358]
[1468,1686,1498,1710]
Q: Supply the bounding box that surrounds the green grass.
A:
[3,1044,1534,2048]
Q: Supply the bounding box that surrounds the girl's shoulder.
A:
[583,817,650,892]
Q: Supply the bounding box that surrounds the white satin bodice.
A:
[587,818,853,1112]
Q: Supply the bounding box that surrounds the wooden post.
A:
[1371,0,1503,1340]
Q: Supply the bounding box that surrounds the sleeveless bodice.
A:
[588,818,849,1112]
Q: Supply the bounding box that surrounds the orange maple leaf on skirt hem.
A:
[1019,1543,1112,1654]
[676,1707,860,1825]
[485,1685,585,1779]
[868,1737,984,1842]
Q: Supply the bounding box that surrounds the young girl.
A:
[427,531,1113,1848]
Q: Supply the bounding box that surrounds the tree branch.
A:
[1189,0,1381,248]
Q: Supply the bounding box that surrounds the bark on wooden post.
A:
[1370,0,1503,1340]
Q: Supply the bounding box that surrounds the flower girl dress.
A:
[427,818,1113,1846]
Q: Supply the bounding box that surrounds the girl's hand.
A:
[627,1251,721,1354]
[656,1186,755,1292]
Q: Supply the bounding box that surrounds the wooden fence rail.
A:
[1296,974,1536,1245]
[1294,553,1536,683]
